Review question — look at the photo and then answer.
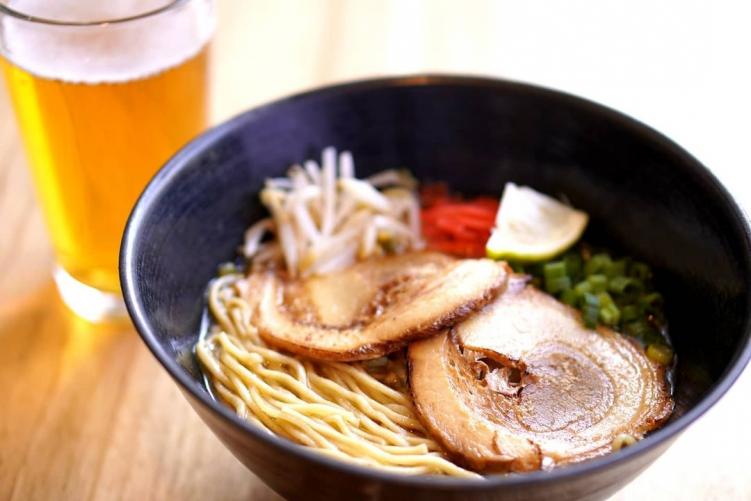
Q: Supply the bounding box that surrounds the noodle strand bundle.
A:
[197,275,478,478]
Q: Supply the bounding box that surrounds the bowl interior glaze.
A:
[121,76,751,501]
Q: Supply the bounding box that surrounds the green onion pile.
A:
[514,247,674,365]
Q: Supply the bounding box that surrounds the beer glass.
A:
[0,0,214,321]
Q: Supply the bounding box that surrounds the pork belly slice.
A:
[408,285,673,473]
[250,252,509,361]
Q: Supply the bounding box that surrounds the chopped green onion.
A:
[546,275,572,294]
[599,303,621,326]
[597,291,615,306]
[587,274,608,293]
[544,261,567,280]
[621,304,642,322]
[646,344,674,365]
[563,253,582,279]
[574,280,592,297]
[582,306,599,328]
[560,288,578,306]
[521,243,667,339]
[584,253,612,276]
[218,262,239,276]
[629,262,652,280]
[605,259,627,279]
[608,276,643,294]
[624,320,649,338]
[624,320,661,344]
[583,292,600,307]
[640,292,663,310]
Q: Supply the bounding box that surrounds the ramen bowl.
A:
[120,76,751,501]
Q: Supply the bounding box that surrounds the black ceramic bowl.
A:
[121,75,751,501]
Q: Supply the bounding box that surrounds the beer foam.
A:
[1,0,214,83]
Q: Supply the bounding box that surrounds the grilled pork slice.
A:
[408,285,673,473]
[251,252,509,361]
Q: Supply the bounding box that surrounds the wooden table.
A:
[2,2,749,499]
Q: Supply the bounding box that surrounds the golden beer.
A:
[0,0,214,317]
[2,49,209,293]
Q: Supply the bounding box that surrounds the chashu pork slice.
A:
[408,284,673,473]
[250,252,509,361]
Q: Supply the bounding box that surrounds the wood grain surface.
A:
[1,1,749,500]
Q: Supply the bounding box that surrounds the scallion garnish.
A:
[512,246,668,347]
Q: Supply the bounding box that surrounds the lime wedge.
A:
[486,183,588,262]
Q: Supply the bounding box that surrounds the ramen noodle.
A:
[196,275,478,478]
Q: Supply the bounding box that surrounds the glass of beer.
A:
[0,0,214,321]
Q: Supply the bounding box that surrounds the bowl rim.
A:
[120,74,751,491]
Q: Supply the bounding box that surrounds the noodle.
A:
[196,275,478,478]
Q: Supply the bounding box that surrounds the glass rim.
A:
[0,0,190,27]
